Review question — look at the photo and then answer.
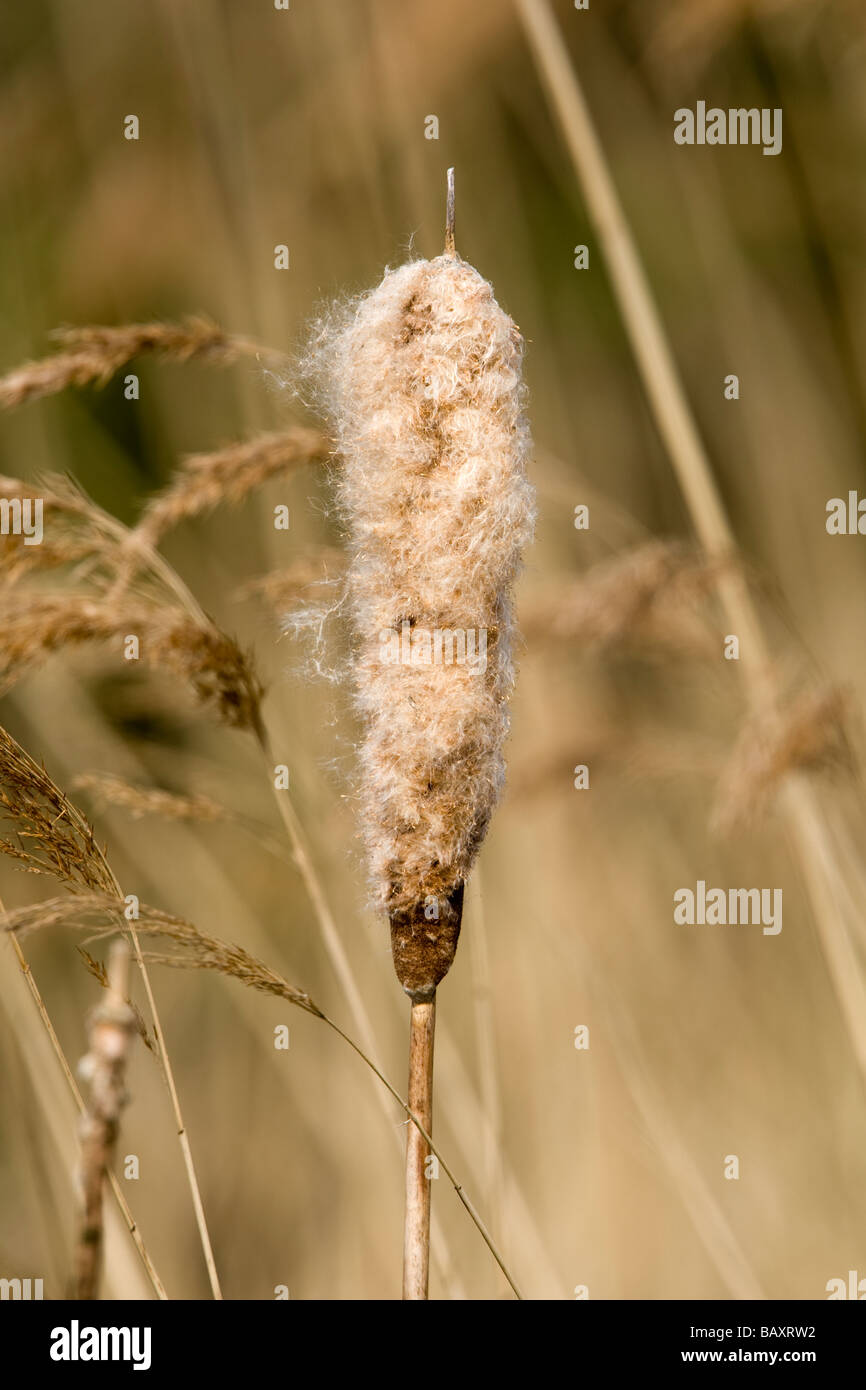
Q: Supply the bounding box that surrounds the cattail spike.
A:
[308,246,534,998]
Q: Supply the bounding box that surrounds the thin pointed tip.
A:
[444,167,456,257]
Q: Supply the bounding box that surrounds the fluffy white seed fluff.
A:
[309,253,535,931]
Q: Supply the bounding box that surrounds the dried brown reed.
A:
[0,725,116,893]
[2,893,323,1016]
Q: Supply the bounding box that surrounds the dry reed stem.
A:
[74,939,137,1300]
[609,1005,767,1300]
[328,1017,523,1300]
[403,998,436,1299]
[513,0,769,683]
[0,936,155,1299]
[0,318,286,410]
[540,888,767,1299]
[2,910,167,1298]
[0,726,223,1298]
[516,0,866,1089]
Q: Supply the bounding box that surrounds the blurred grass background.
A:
[1,0,866,1299]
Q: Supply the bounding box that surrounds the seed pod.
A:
[311,249,535,998]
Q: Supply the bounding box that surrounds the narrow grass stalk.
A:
[467,870,505,1253]
[403,998,436,1300]
[515,0,866,1088]
[89,849,224,1300]
[127,930,223,1298]
[597,964,767,1299]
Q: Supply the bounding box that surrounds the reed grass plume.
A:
[521,541,723,656]
[0,594,262,729]
[0,318,284,410]
[713,685,852,834]
[306,249,535,996]
[2,893,325,1018]
[0,725,115,893]
[72,773,228,825]
[137,427,331,544]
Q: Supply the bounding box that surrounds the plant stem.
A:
[129,929,223,1298]
[74,939,136,1299]
[317,1008,522,1297]
[403,997,436,1299]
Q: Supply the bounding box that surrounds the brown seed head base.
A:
[389,884,464,1000]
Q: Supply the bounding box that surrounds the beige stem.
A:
[403,997,436,1300]
[74,939,136,1300]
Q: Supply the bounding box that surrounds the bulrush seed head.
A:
[308,252,535,997]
